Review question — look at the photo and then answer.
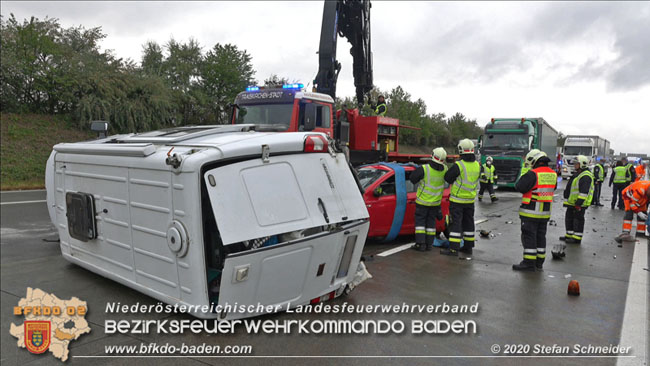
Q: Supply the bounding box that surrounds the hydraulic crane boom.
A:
[314,0,373,107]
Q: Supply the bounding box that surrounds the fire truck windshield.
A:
[234,103,293,131]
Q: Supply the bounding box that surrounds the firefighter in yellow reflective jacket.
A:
[513,150,557,271]
[478,156,498,202]
[373,95,387,116]
[409,148,448,251]
[440,139,480,257]
[591,161,606,206]
[561,155,594,244]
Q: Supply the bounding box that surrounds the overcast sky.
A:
[3,1,649,154]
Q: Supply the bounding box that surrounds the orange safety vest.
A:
[635,165,646,181]
[622,180,650,213]
[520,166,557,219]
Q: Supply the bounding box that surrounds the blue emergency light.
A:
[246,86,260,92]
[282,83,304,90]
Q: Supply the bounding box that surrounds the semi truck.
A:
[561,135,611,178]
[479,118,559,188]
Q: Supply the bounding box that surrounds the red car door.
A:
[365,173,397,238]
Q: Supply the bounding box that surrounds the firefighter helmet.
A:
[432,147,447,164]
[457,139,475,154]
[576,155,589,169]
[486,156,493,164]
[525,149,546,167]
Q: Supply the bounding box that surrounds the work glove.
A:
[435,207,443,221]
[638,212,648,221]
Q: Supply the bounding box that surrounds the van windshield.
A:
[234,103,293,131]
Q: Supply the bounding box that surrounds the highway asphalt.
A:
[1,185,648,366]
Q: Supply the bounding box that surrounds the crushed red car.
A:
[357,163,450,240]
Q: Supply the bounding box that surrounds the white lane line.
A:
[0,189,46,193]
[377,243,414,257]
[616,239,648,366]
[0,200,47,206]
[475,219,488,225]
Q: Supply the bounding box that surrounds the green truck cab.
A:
[479,118,558,188]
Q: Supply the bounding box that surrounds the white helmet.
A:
[525,149,546,167]
[457,139,475,154]
[576,155,589,169]
[432,147,447,164]
[486,156,493,164]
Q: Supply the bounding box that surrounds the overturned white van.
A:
[45,125,369,319]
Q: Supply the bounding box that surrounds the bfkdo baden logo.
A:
[25,321,51,354]
[10,288,91,362]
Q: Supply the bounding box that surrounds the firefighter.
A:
[520,149,541,177]
[440,139,480,257]
[561,155,594,244]
[373,95,387,116]
[635,161,647,181]
[609,160,628,210]
[513,150,557,271]
[591,160,606,206]
[409,148,448,251]
[615,180,650,242]
[478,156,498,202]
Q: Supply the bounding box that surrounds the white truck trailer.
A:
[45,125,370,319]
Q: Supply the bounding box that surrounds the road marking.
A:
[616,239,648,366]
[475,219,488,225]
[0,200,47,206]
[377,243,414,257]
[0,189,46,193]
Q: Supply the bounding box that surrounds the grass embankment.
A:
[1,113,94,190]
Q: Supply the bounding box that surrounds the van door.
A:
[217,220,368,320]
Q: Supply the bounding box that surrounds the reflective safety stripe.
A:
[566,231,575,235]
[416,164,447,206]
[524,249,537,253]
[463,231,474,236]
[537,253,546,259]
[450,160,480,204]
[625,164,633,182]
[449,237,462,243]
[594,164,604,182]
[464,237,475,241]
[613,166,627,183]
[537,249,546,253]
[565,170,594,207]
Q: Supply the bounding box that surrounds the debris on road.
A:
[479,230,491,238]
[564,274,572,279]
[505,221,513,224]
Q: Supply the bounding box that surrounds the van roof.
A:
[54,125,326,159]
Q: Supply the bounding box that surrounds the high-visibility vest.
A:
[635,165,646,181]
[625,163,634,182]
[519,166,557,219]
[613,166,627,183]
[594,164,604,182]
[565,170,594,207]
[375,103,386,116]
[520,160,530,176]
[416,164,447,206]
[480,164,497,183]
[450,160,480,204]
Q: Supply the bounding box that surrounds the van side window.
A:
[379,176,396,196]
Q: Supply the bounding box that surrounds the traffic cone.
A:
[567,280,580,296]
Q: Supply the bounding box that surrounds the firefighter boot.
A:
[512,259,536,272]
[491,196,499,202]
[536,257,545,270]
[411,243,426,252]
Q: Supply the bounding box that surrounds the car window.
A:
[379,176,396,196]
[404,171,417,193]
[357,168,388,190]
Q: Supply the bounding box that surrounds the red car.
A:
[357,164,450,240]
